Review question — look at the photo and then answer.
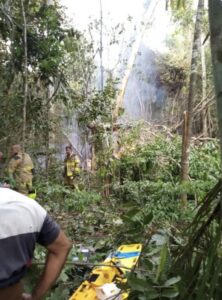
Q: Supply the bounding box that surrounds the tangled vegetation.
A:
[22,130,221,300]
[1,0,222,299]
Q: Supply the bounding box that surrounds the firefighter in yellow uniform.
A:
[7,144,34,196]
[63,146,80,189]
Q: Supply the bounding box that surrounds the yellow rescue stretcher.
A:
[69,243,142,300]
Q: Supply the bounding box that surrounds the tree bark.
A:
[45,88,50,179]
[21,0,28,152]
[208,0,222,166]
[180,0,203,207]
[201,32,208,137]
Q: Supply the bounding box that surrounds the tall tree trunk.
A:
[21,0,28,152]
[208,1,222,165]
[45,86,51,180]
[180,0,203,207]
[99,0,104,91]
[201,32,208,137]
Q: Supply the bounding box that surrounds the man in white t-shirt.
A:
[0,188,71,300]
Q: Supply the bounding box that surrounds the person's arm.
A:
[74,156,80,175]
[63,159,67,177]
[23,231,71,300]
[8,157,21,175]
[7,157,21,189]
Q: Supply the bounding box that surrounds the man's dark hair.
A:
[65,146,72,151]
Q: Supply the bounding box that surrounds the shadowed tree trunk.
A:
[45,87,50,179]
[180,0,203,207]
[201,32,208,137]
[208,0,222,165]
[21,0,28,152]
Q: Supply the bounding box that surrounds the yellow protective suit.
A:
[64,154,80,189]
[8,152,34,195]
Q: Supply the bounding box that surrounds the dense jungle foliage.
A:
[23,130,221,300]
[1,0,222,299]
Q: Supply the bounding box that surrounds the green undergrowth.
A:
[25,134,221,299]
[111,136,220,223]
